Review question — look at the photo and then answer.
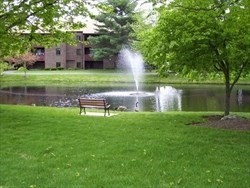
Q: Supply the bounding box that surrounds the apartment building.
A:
[33,31,115,69]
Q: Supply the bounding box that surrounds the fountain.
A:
[118,48,146,110]
[81,48,182,111]
[119,48,144,94]
[95,48,151,98]
[90,48,150,111]
[90,48,182,111]
[155,86,182,111]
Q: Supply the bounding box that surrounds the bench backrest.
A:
[78,98,108,107]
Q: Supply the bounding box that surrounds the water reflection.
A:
[237,89,243,105]
[0,85,249,112]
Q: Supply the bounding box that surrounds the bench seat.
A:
[78,98,110,116]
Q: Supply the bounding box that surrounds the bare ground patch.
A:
[189,115,250,131]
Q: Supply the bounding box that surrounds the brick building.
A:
[33,31,115,69]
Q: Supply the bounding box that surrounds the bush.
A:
[0,62,11,75]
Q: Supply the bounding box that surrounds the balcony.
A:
[35,53,45,61]
[34,47,45,61]
[85,54,93,61]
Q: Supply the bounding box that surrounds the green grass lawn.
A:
[1,69,250,87]
[0,105,249,187]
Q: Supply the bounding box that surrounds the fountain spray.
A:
[119,47,145,111]
[119,48,144,93]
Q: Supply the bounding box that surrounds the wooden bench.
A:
[78,98,111,116]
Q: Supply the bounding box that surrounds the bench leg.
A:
[104,108,110,116]
[83,107,86,115]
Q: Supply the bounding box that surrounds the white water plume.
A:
[119,48,144,92]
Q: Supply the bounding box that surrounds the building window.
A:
[77,62,81,68]
[56,62,61,68]
[56,48,61,55]
[76,35,81,41]
[85,48,90,54]
[84,34,89,41]
[76,49,81,55]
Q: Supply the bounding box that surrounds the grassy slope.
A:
[1,70,250,87]
[0,105,249,187]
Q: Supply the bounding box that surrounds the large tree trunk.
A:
[223,61,231,116]
[225,79,231,116]
[223,61,246,116]
[24,62,27,78]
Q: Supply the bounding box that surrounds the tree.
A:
[0,0,89,58]
[88,0,137,65]
[4,52,39,77]
[0,62,10,76]
[134,0,250,116]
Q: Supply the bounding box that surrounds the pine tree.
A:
[88,0,137,65]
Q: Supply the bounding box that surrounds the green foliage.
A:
[88,0,137,61]
[136,0,250,77]
[18,66,28,77]
[0,61,11,75]
[131,13,158,68]
[134,0,250,115]
[17,66,27,72]
[0,0,89,58]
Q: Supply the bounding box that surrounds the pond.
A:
[0,84,249,112]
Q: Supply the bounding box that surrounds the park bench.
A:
[78,98,111,116]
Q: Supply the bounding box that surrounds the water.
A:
[0,85,249,112]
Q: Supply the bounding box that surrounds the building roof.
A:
[81,18,98,33]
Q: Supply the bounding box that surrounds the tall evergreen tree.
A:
[88,0,137,64]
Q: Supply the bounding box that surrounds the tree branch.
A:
[213,64,221,71]
[230,61,249,90]
[209,41,228,74]
[213,47,226,73]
